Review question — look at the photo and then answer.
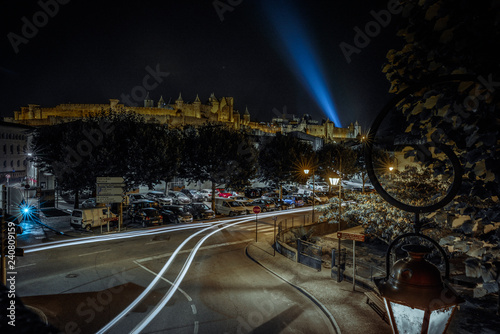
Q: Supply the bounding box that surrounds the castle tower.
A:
[144,92,154,108]
[193,94,201,118]
[175,93,184,110]
[158,95,166,108]
[233,110,240,129]
[243,106,250,125]
[354,120,361,137]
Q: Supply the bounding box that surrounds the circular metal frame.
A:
[364,74,477,214]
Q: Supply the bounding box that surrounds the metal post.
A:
[273,216,277,257]
[255,213,258,242]
[337,234,341,282]
[312,170,315,223]
[1,185,7,285]
[353,240,356,291]
[119,202,122,232]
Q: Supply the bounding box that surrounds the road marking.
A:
[194,321,199,334]
[134,262,192,302]
[16,263,36,268]
[78,249,111,257]
[145,240,167,245]
[191,304,197,315]
[136,239,253,263]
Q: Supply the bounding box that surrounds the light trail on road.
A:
[97,207,312,333]
[23,207,312,254]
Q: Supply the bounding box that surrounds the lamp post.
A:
[304,168,314,223]
[329,172,342,282]
[363,77,475,333]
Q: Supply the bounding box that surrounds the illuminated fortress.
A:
[9,94,360,142]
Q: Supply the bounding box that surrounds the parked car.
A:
[158,209,178,224]
[214,198,248,216]
[283,195,305,207]
[261,192,279,200]
[71,207,118,231]
[199,189,213,199]
[81,197,97,208]
[272,198,295,210]
[127,199,156,218]
[185,203,215,220]
[216,189,233,198]
[314,192,329,203]
[162,205,194,224]
[244,188,262,198]
[128,193,148,202]
[167,191,192,205]
[249,198,275,213]
[146,191,173,205]
[181,189,207,202]
[131,207,163,227]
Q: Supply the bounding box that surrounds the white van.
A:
[70,207,118,231]
[214,198,247,216]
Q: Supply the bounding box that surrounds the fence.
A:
[297,239,322,271]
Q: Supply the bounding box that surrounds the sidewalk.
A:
[245,239,392,334]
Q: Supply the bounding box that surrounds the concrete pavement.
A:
[245,240,391,334]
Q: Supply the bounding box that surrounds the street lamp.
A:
[375,242,462,334]
[303,168,315,222]
[364,77,471,333]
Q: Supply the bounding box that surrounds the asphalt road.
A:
[15,208,333,333]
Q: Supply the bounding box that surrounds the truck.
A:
[70,207,118,231]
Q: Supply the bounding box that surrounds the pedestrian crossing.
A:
[231,223,276,234]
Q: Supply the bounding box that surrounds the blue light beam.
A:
[262,1,342,127]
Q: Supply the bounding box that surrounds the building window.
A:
[10,160,13,168]
[3,161,6,168]
[10,145,13,154]
[17,160,20,167]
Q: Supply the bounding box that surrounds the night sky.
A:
[1,0,403,129]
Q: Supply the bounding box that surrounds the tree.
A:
[316,143,357,193]
[32,110,181,207]
[382,0,500,225]
[258,133,314,198]
[180,123,257,210]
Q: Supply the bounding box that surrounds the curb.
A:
[245,244,341,334]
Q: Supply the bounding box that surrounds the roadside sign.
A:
[96,187,123,196]
[337,232,365,242]
[253,206,261,214]
[337,231,365,292]
[96,195,123,203]
[96,183,125,188]
[97,177,124,183]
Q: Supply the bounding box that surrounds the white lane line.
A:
[191,304,197,315]
[78,249,111,257]
[194,321,199,334]
[131,219,253,333]
[136,239,253,264]
[16,263,36,268]
[135,262,193,302]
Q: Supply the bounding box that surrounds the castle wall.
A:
[10,96,359,143]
